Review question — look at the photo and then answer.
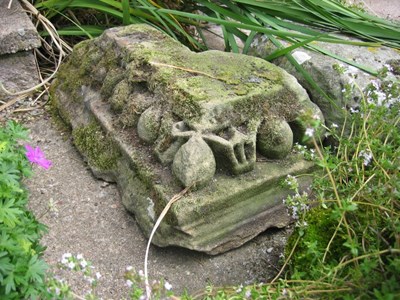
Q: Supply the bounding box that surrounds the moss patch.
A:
[285,206,346,270]
[72,122,121,171]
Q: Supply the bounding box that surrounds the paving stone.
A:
[0,51,40,101]
[0,0,41,55]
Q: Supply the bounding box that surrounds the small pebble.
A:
[101,181,110,188]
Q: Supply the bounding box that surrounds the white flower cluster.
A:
[339,63,399,111]
[235,284,252,298]
[284,174,298,189]
[285,193,310,220]
[359,149,373,166]
[367,79,399,108]
[293,143,315,160]
[124,266,173,298]
[60,253,100,287]
[305,127,314,138]
[282,175,310,221]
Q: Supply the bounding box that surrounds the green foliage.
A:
[280,81,400,298]
[0,121,50,299]
[34,0,400,51]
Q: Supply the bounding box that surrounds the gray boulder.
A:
[249,35,400,129]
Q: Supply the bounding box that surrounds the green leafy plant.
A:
[0,121,50,299]
[32,0,400,49]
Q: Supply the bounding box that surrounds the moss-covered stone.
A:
[51,24,322,254]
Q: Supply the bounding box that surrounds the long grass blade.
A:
[264,34,327,61]
[121,0,130,25]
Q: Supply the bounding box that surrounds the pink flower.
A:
[25,145,52,169]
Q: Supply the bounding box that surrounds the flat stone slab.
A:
[51,24,318,254]
[0,51,40,101]
[0,0,41,55]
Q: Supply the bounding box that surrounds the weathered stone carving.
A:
[51,24,322,254]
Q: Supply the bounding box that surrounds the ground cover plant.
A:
[0,121,50,299]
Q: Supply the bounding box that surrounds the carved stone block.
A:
[51,24,321,254]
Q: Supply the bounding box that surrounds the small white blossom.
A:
[67,261,75,270]
[284,174,298,188]
[87,277,95,285]
[80,260,88,269]
[95,272,101,279]
[76,254,83,260]
[371,79,380,90]
[245,290,252,298]
[164,281,172,291]
[305,127,314,137]
[331,123,338,128]
[349,107,359,114]
[292,206,299,219]
[359,150,373,166]
[384,64,393,72]
[126,279,133,288]
[126,266,133,271]
[61,258,68,265]
[309,149,315,160]
[368,91,388,107]
[138,270,145,277]
[61,253,72,264]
